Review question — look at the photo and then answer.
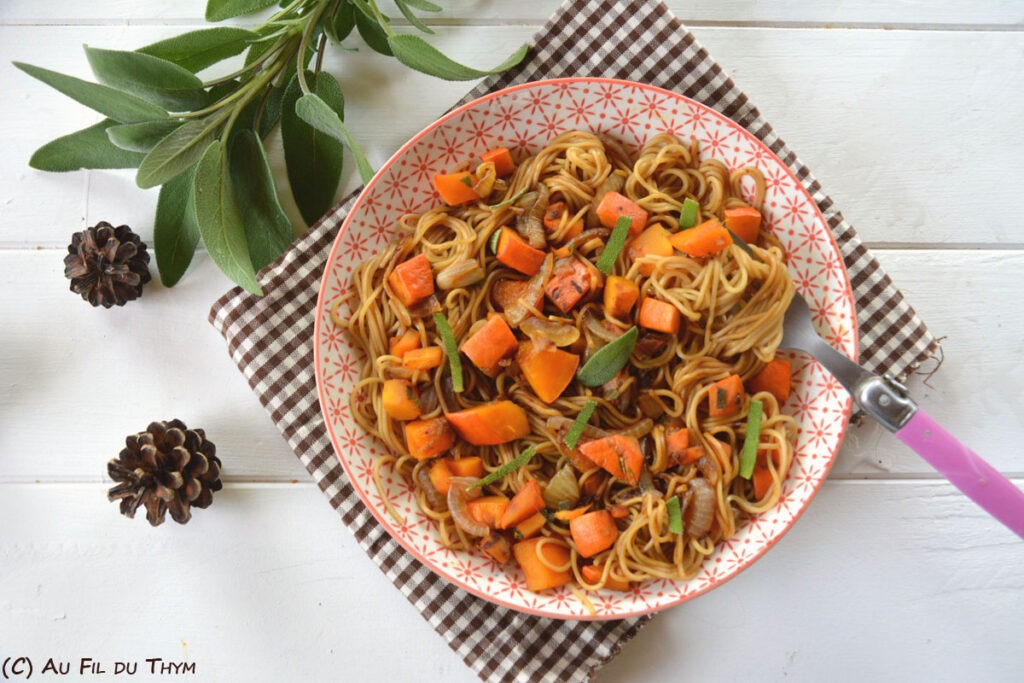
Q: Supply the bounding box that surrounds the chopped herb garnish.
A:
[564,399,598,450]
[459,174,474,188]
[577,326,638,387]
[488,187,529,211]
[432,312,464,393]
[715,387,727,411]
[488,228,502,254]
[739,399,764,479]
[469,445,537,489]
[679,198,700,229]
[595,215,633,275]
[725,227,758,260]
[666,495,683,534]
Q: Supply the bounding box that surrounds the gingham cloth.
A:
[209,1,939,680]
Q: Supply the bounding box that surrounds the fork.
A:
[782,290,1024,539]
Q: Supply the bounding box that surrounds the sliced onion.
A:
[436,261,485,290]
[684,478,715,538]
[637,468,664,500]
[542,465,580,508]
[416,466,447,510]
[516,184,549,249]
[407,293,442,318]
[697,455,721,487]
[562,228,610,254]
[473,161,497,197]
[520,316,581,347]
[505,253,553,327]
[613,418,654,439]
[447,476,489,537]
[545,415,610,441]
[583,309,622,343]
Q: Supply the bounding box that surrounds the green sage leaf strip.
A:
[577,326,638,387]
[432,312,464,393]
[394,0,434,34]
[402,0,443,12]
[12,62,168,124]
[666,495,683,534]
[725,227,758,261]
[154,165,200,287]
[330,3,358,43]
[387,35,529,81]
[83,46,207,111]
[739,399,764,479]
[281,72,345,225]
[193,139,263,295]
[679,197,700,229]
[205,0,277,22]
[469,446,537,490]
[256,85,285,139]
[564,400,598,450]
[29,119,145,172]
[137,27,258,73]
[595,215,633,275]
[294,91,375,185]
[136,115,224,189]
[107,120,185,153]
[354,7,394,56]
[229,130,294,271]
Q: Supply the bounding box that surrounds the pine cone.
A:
[107,420,223,526]
[64,221,151,308]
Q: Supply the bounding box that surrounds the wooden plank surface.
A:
[2,25,1021,246]
[1,0,1022,26]
[1,481,1020,682]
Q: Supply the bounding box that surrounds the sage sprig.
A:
[14,0,528,294]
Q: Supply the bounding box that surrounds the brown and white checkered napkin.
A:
[209,1,939,680]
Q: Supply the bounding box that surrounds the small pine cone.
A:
[64,221,151,308]
[107,420,223,526]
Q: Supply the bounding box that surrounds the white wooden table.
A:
[2,2,1022,681]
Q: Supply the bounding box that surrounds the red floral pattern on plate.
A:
[314,78,857,620]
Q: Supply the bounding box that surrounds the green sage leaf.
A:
[12,61,167,124]
[401,0,442,12]
[29,119,146,172]
[331,2,357,43]
[136,115,225,189]
[577,326,638,387]
[666,495,683,534]
[229,130,293,271]
[281,72,344,225]
[137,27,258,73]
[295,92,375,184]
[432,312,463,393]
[84,46,207,111]
[595,215,633,275]
[739,399,764,480]
[354,8,393,56]
[107,120,184,153]
[394,0,434,34]
[564,399,598,450]
[205,0,277,22]
[193,139,262,294]
[469,446,537,490]
[257,85,285,139]
[154,165,200,287]
[387,35,528,80]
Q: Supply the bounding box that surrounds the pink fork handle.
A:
[896,408,1024,539]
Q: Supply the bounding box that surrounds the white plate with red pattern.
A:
[314,78,856,619]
